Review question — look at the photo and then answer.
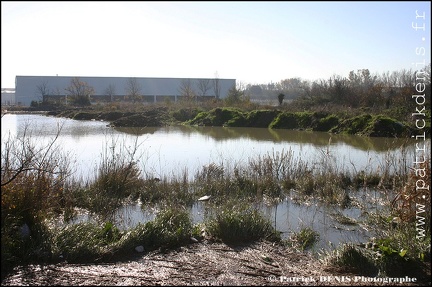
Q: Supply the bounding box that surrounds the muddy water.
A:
[1,113,417,180]
[1,113,422,249]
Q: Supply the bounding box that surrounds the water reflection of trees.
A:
[102,124,418,153]
[184,126,418,152]
[113,126,159,136]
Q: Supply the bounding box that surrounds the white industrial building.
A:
[1,88,16,106]
[15,76,236,106]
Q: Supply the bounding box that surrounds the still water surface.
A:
[1,113,422,249]
[1,114,416,180]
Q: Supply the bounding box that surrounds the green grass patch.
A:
[138,207,194,250]
[206,203,281,244]
[171,107,204,122]
[326,243,378,276]
[290,226,320,250]
[269,111,315,130]
[330,114,413,137]
[314,114,340,131]
[363,115,412,137]
[245,110,281,128]
[53,207,195,263]
[187,107,246,126]
[53,221,122,262]
[330,114,372,135]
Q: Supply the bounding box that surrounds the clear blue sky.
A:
[1,1,430,88]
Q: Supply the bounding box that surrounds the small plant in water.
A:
[290,226,320,251]
[205,202,281,244]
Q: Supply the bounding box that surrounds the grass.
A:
[322,156,431,278]
[289,226,320,251]
[53,221,122,262]
[51,207,195,263]
[137,172,194,207]
[322,236,430,279]
[205,201,281,244]
[323,243,379,276]
[115,207,194,252]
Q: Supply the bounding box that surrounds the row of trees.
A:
[243,65,431,108]
[35,76,224,107]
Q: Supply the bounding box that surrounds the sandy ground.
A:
[1,241,430,286]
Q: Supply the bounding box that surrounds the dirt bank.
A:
[2,241,429,286]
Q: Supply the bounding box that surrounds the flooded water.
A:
[105,188,386,250]
[1,113,417,180]
[1,113,423,249]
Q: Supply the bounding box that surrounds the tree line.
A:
[242,65,431,109]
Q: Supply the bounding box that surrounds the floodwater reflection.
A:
[2,114,424,250]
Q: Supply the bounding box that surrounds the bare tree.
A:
[349,69,376,89]
[36,80,50,103]
[125,78,142,103]
[300,80,312,99]
[224,84,245,105]
[399,68,415,88]
[65,77,95,106]
[213,71,220,100]
[423,63,431,85]
[236,81,250,99]
[179,79,196,101]
[196,79,211,98]
[329,74,349,104]
[53,87,65,105]
[105,84,116,102]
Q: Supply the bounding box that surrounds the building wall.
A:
[1,88,16,106]
[15,76,236,106]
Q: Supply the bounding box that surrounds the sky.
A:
[1,1,431,88]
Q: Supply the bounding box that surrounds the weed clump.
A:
[326,243,378,276]
[52,207,195,263]
[53,221,122,262]
[205,203,281,244]
[113,207,194,254]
